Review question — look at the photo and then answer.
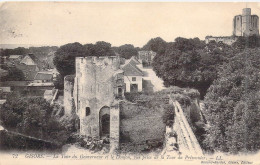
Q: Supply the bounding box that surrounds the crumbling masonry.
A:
[71,56,124,150]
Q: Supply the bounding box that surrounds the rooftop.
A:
[34,72,53,80]
[15,63,38,81]
[9,55,23,59]
[122,58,144,77]
[28,82,54,87]
[0,100,6,105]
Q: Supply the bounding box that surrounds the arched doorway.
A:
[99,106,110,137]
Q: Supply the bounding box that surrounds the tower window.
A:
[86,107,90,116]
[132,77,136,81]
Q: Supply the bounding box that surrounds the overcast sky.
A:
[0,2,260,47]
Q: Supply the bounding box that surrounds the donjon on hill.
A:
[206,8,259,45]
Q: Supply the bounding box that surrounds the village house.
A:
[16,64,39,81]
[44,90,54,102]
[0,86,11,100]
[20,54,37,66]
[5,53,40,82]
[0,56,8,64]
[46,68,59,79]
[8,55,23,63]
[0,68,8,77]
[121,56,144,92]
[34,72,53,83]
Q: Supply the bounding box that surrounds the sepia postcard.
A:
[0,2,260,165]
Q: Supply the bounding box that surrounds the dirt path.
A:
[137,64,165,92]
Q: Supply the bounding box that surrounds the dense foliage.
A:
[0,47,28,57]
[120,91,175,152]
[203,48,260,154]
[232,35,260,50]
[0,94,69,145]
[113,44,139,59]
[151,37,236,98]
[142,37,167,54]
[0,64,25,81]
[53,41,115,88]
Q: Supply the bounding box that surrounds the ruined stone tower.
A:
[233,8,259,37]
[73,56,124,149]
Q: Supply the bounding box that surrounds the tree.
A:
[53,74,65,90]
[53,41,115,88]
[152,37,226,98]
[174,37,206,52]
[0,47,29,57]
[53,41,115,90]
[0,65,25,81]
[232,35,260,50]
[115,44,138,59]
[0,94,69,145]
[92,41,115,57]
[142,37,167,54]
[203,48,260,154]
[53,42,86,76]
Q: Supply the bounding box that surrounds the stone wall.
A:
[205,36,238,45]
[110,102,121,152]
[233,15,243,36]
[170,99,203,155]
[64,75,75,115]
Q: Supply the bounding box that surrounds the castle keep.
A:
[233,8,259,37]
[72,56,124,149]
[205,8,259,45]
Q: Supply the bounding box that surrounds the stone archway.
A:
[99,106,110,138]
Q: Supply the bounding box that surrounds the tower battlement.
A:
[76,56,120,70]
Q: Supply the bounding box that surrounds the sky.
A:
[0,2,260,47]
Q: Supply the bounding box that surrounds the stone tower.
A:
[233,8,259,37]
[73,56,124,150]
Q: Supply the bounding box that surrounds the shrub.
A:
[162,104,175,127]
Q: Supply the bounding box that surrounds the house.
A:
[138,51,156,66]
[0,99,6,105]
[20,54,37,65]
[46,68,59,79]
[0,56,8,64]
[8,55,23,64]
[15,63,39,81]
[0,86,11,99]
[122,57,144,92]
[0,68,8,78]
[34,72,53,83]
[44,89,54,102]
[8,55,23,60]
